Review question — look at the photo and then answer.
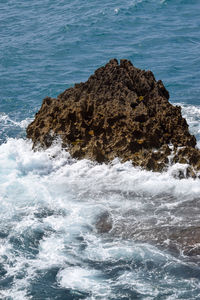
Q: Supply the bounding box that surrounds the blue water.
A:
[1,0,200,299]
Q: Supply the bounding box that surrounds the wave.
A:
[0,113,32,130]
[179,103,200,147]
[0,101,200,299]
[0,138,200,298]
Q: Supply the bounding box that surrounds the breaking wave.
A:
[0,129,200,299]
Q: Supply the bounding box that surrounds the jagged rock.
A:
[27,59,200,175]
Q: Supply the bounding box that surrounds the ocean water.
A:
[0,0,200,299]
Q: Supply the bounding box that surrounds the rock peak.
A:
[27,59,200,176]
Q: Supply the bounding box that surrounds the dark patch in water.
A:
[0,273,14,290]
[0,230,9,239]
[34,207,67,219]
[113,287,152,300]
[9,228,46,257]
[95,211,112,234]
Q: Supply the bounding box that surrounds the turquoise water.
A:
[1,0,200,299]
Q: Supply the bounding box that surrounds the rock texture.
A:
[27,59,200,175]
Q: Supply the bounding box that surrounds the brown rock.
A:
[26,59,200,175]
[95,212,112,234]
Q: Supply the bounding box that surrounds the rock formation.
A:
[27,59,200,176]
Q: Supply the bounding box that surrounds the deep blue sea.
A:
[0,0,200,299]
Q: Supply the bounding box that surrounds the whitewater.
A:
[0,103,199,299]
[1,0,200,298]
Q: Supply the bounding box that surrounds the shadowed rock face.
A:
[27,59,200,174]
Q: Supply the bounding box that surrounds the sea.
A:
[0,0,200,299]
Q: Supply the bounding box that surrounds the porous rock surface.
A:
[27,59,200,175]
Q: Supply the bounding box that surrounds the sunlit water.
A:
[1,0,200,299]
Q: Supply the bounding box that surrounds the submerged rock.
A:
[96,203,200,257]
[95,211,112,234]
[27,59,200,175]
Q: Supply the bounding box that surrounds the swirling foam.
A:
[0,137,200,299]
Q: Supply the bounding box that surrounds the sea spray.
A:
[0,137,200,298]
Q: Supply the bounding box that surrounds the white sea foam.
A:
[0,101,200,299]
[57,267,110,299]
[0,113,33,129]
[178,103,200,147]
